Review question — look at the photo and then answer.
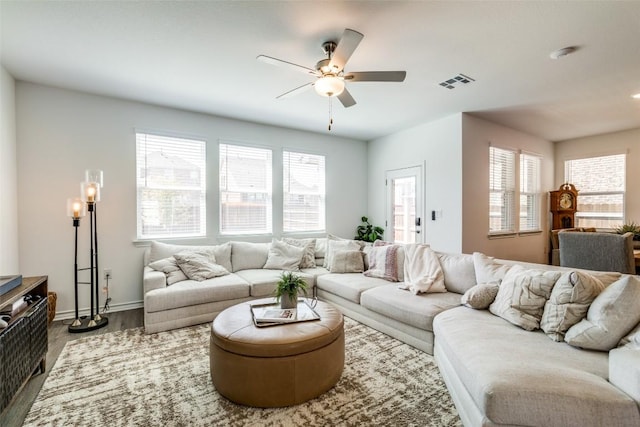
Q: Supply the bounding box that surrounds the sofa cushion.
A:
[263,239,304,271]
[231,241,270,272]
[324,237,361,269]
[316,273,389,304]
[437,252,476,294]
[489,265,561,331]
[329,250,364,273]
[361,285,462,332]
[148,240,232,272]
[461,283,499,309]
[619,322,640,348]
[433,307,639,427]
[174,252,230,281]
[144,273,250,313]
[282,237,316,268]
[473,252,511,284]
[540,271,605,342]
[398,244,445,294]
[148,256,188,285]
[235,269,314,298]
[565,275,640,351]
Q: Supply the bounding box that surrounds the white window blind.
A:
[489,146,516,234]
[136,132,206,239]
[564,154,626,229]
[519,153,541,232]
[283,151,326,233]
[219,143,272,235]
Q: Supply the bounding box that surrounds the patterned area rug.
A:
[23,317,461,426]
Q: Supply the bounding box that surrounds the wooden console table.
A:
[0,276,48,414]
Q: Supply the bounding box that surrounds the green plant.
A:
[615,221,640,241]
[274,271,308,303]
[355,216,384,242]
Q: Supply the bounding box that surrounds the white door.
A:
[386,166,423,244]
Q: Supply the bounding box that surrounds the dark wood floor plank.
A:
[0,309,144,427]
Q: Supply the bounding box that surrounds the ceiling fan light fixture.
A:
[314,75,345,97]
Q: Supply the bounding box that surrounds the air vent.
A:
[439,74,475,89]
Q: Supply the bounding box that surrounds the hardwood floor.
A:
[0,309,144,427]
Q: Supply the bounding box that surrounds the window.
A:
[219,143,272,234]
[519,153,541,232]
[136,132,206,239]
[564,154,626,229]
[283,151,326,233]
[489,146,516,234]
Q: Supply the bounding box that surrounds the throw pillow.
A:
[540,271,605,342]
[324,238,361,269]
[398,244,446,294]
[438,252,477,294]
[461,283,500,309]
[473,252,511,284]
[173,252,230,281]
[489,265,561,331]
[364,243,404,283]
[564,275,640,351]
[329,250,364,273]
[148,240,233,272]
[282,238,316,268]
[231,241,270,272]
[263,239,305,271]
[370,240,405,281]
[148,256,188,285]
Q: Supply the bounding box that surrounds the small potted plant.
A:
[274,272,308,309]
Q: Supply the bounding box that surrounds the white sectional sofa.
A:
[142,237,640,427]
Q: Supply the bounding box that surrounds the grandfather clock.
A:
[549,183,578,229]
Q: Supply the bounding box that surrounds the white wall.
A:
[16,82,367,318]
[0,65,19,274]
[554,128,640,225]
[367,114,463,253]
[461,114,555,263]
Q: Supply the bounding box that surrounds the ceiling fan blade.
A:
[344,71,407,82]
[328,29,364,72]
[337,87,356,108]
[257,55,318,76]
[276,82,314,99]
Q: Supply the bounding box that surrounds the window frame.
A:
[519,151,542,233]
[135,131,207,240]
[282,149,326,234]
[489,145,517,236]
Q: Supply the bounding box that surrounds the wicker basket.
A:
[47,291,57,325]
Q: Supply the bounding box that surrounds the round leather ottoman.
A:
[210,298,344,408]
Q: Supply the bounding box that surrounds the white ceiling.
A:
[1,1,639,142]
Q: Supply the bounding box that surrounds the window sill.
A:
[518,230,542,236]
[487,232,516,239]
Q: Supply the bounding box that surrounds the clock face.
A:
[559,192,574,210]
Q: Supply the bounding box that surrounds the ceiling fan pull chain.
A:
[328,98,333,131]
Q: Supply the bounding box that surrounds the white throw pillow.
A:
[173,252,230,281]
[324,238,361,269]
[565,275,640,351]
[329,250,364,273]
[231,241,270,272]
[438,252,476,294]
[148,240,232,272]
[398,244,446,294]
[461,282,500,309]
[148,256,188,285]
[473,252,511,284]
[263,239,305,271]
[282,238,316,269]
[489,265,561,331]
[540,271,605,342]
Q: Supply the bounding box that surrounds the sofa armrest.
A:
[610,346,640,402]
[143,266,167,293]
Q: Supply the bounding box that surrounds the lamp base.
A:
[68,316,108,333]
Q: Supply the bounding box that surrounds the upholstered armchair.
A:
[558,231,635,274]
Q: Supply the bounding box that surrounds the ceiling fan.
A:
[257,29,406,109]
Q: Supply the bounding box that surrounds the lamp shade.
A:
[67,197,86,219]
[85,169,104,188]
[81,181,101,203]
[314,76,345,97]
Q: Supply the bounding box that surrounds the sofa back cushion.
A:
[231,241,270,272]
[148,240,232,272]
[437,252,476,294]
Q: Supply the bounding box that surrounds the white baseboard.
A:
[54,300,143,321]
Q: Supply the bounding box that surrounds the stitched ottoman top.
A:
[211,298,344,358]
